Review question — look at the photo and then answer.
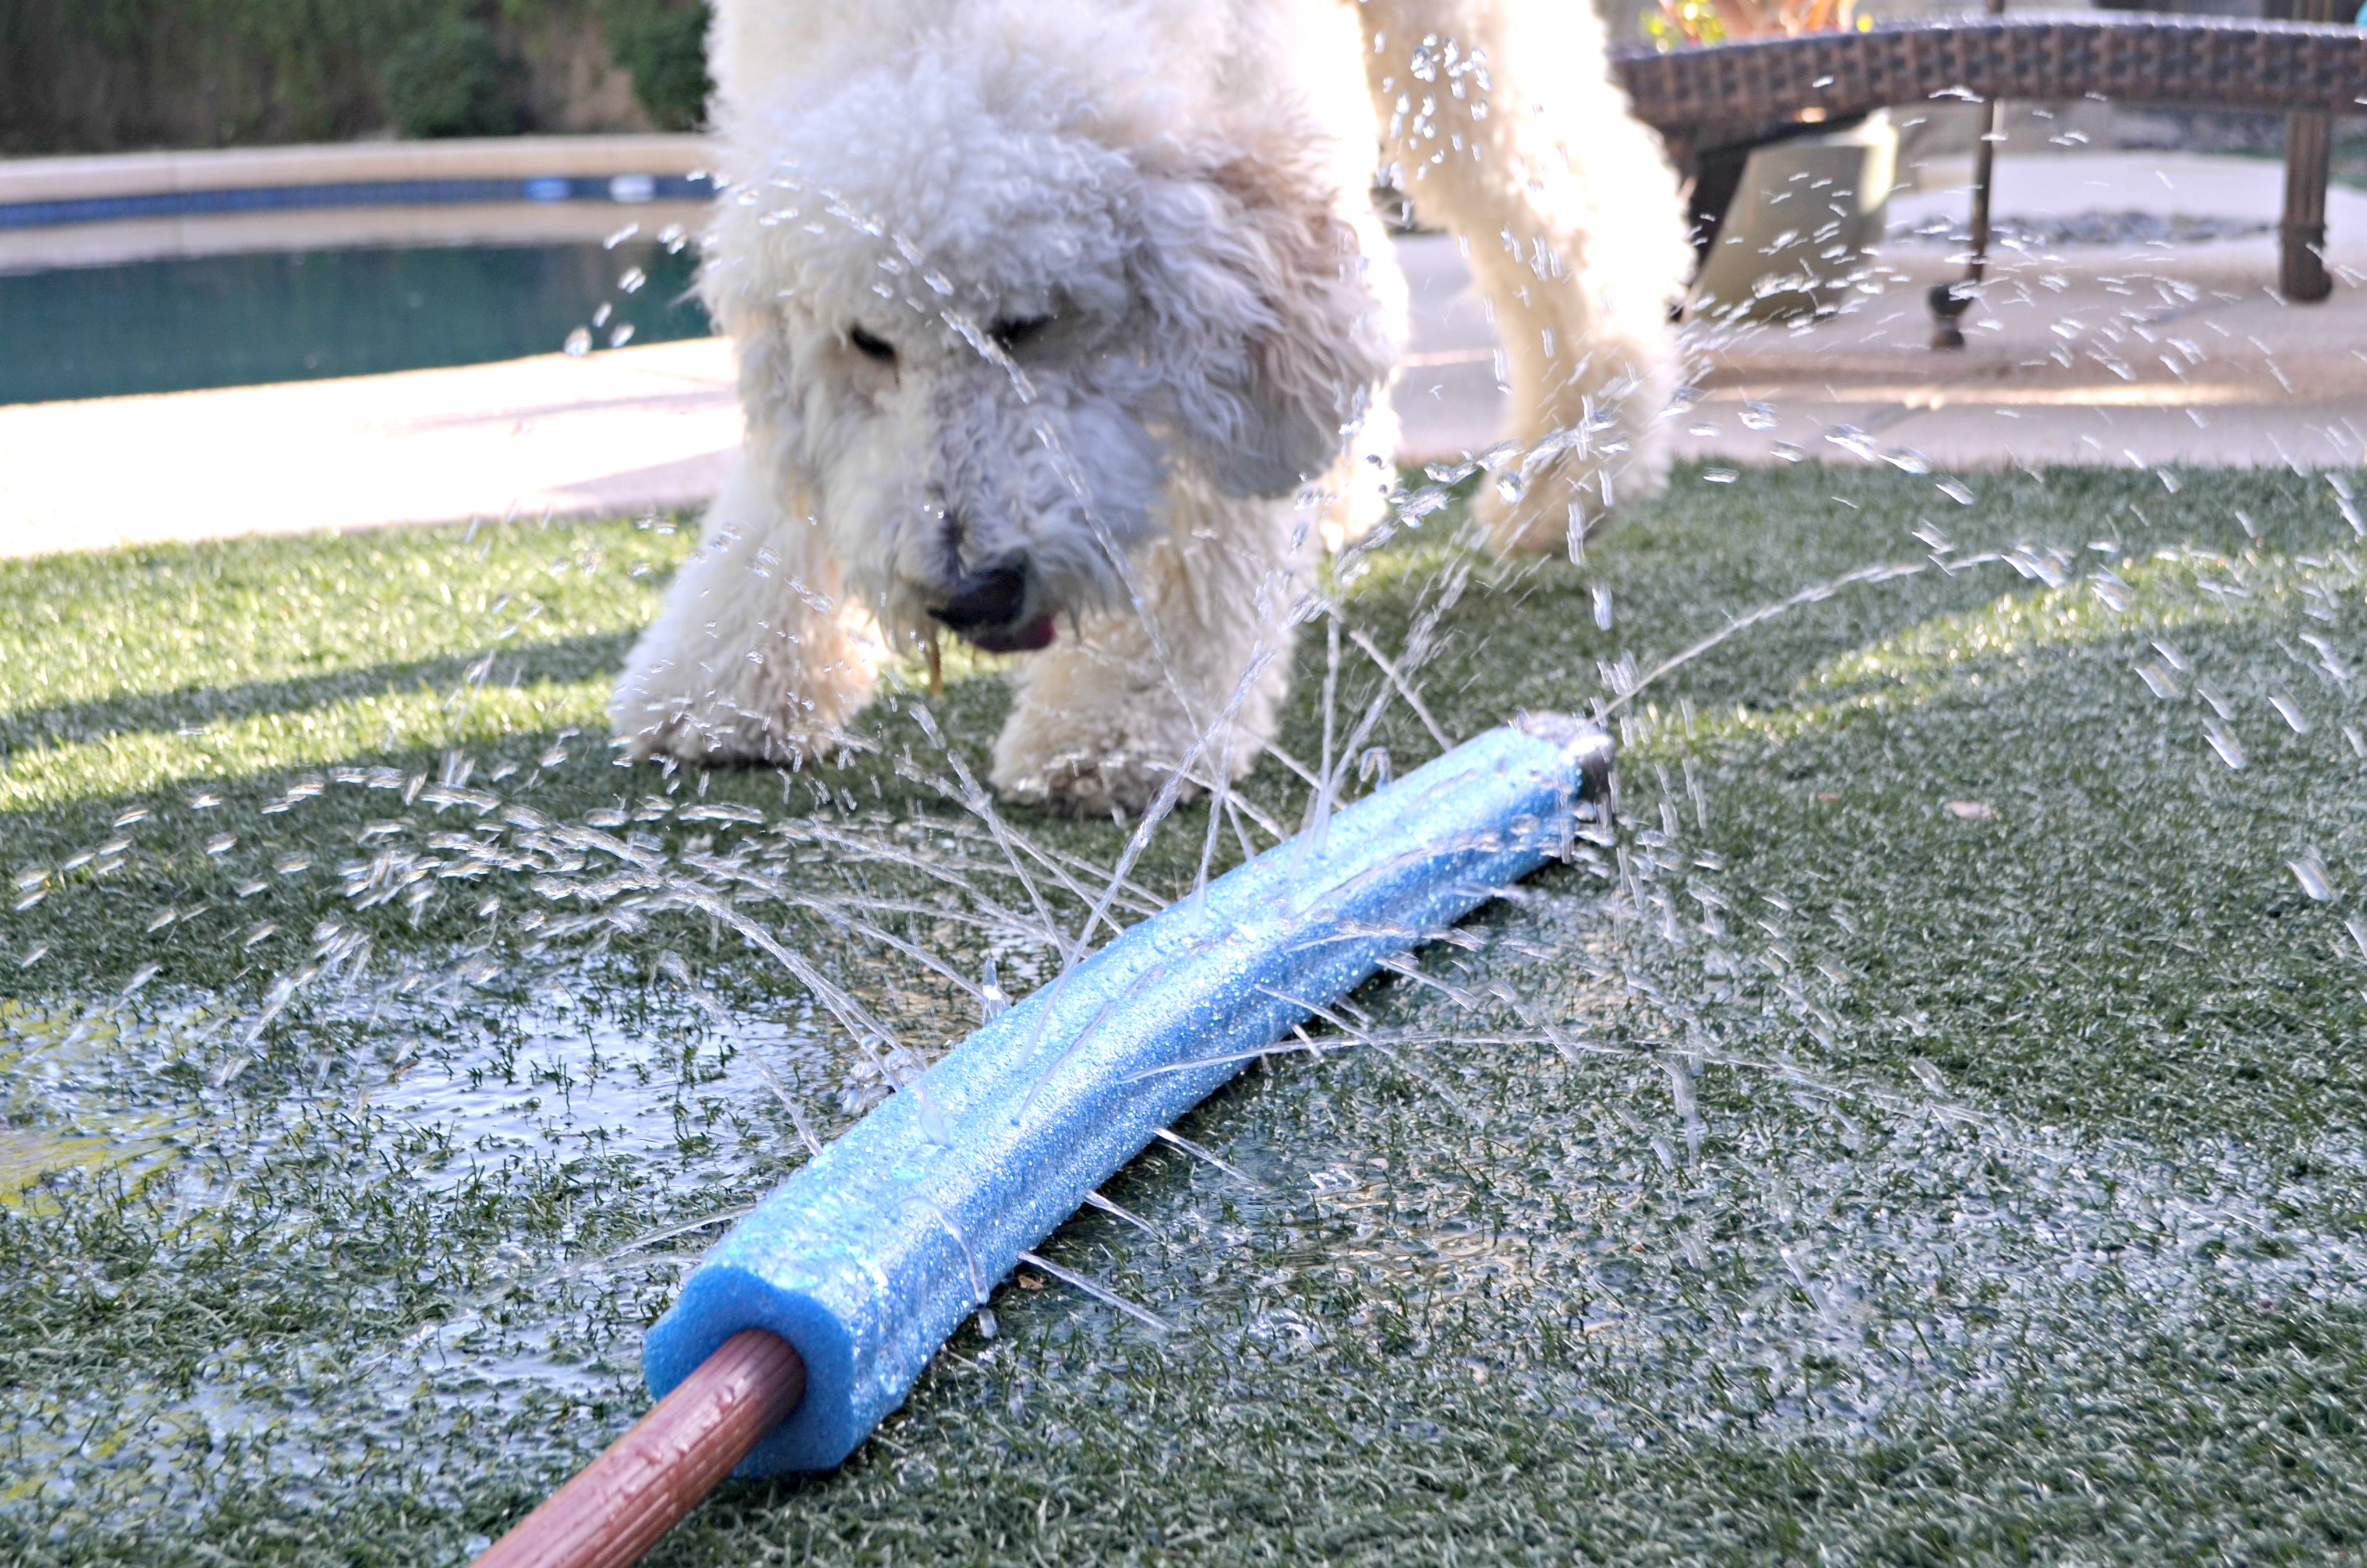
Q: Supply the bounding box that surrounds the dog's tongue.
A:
[967,613,1057,655]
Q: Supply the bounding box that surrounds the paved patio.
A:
[1677,152,2367,472]
[3,151,2361,559]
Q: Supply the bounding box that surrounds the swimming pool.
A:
[0,232,709,407]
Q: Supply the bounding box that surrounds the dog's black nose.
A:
[927,565,1029,634]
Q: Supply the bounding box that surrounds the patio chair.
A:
[1609,8,2367,340]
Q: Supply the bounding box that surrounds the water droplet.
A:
[563,327,593,358]
[980,956,1010,1024]
[2332,475,2366,535]
[2289,850,2337,902]
[2204,718,2247,769]
[1825,427,1878,461]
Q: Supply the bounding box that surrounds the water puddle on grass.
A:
[360,981,831,1187]
[0,997,217,1206]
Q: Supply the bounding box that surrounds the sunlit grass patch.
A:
[0,518,687,714]
[0,998,196,1210]
[0,677,616,814]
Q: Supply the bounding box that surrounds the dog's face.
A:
[700,24,1390,654]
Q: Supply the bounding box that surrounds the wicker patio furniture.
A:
[1608,10,2365,306]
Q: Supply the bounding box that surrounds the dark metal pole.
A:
[1931,0,2009,348]
[2284,0,2340,303]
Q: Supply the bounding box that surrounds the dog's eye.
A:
[849,325,898,364]
[990,315,1053,351]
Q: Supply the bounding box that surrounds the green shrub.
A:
[382,17,516,139]
[601,0,710,131]
[1,0,702,150]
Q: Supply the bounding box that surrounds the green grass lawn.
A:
[4,463,2366,1565]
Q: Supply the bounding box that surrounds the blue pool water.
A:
[0,236,710,407]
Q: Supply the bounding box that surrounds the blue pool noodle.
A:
[641,714,1614,1474]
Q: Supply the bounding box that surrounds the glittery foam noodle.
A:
[641,715,1616,1474]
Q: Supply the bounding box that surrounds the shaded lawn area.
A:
[3,463,2365,1565]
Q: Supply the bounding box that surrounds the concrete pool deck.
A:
[0,338,739,557]
[4,150,2365,559]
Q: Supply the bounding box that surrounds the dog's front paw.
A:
[996,748,1197,818]
[616,702,835,769]
[1474,446,1633,557]
[1477,399,1678,556]
[611,641,875,772]
[1474,476,1581,557]
[986,563,1290,818]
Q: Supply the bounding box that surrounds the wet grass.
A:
[5,462,2367,1564]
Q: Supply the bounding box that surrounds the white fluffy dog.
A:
[612,0,1688,813]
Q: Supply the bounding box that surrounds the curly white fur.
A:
[612,0,1686,811]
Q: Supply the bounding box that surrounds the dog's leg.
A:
[1307,377,1401,555]
[610,457,877,767]
[1359,0,1690,555]
[1315,234,1407,556]
[991,475,1315,817]
[1319,170,1411,555]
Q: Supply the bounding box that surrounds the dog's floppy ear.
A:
[1134,147,1393,497]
